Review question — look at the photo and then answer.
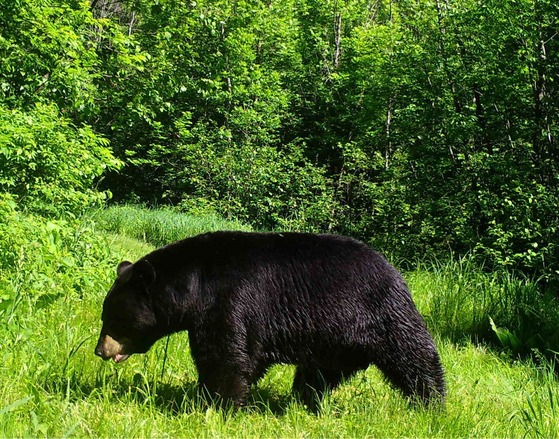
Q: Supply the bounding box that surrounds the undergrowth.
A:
[408,257,559,358]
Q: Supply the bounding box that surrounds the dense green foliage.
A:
[94,0,558,279]
[1,0,558,278]
[0,104,120,215]
[0,0,122,215]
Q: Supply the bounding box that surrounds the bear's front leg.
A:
[189,324,256,408]
[197,363,251,408]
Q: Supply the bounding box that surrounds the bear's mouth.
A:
[95,334,132,363]
[113,353,131,363]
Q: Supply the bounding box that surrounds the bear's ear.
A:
[117,261,133,277]
[134,259,156,286]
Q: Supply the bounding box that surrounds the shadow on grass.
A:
[135,381,292,416]
[43,372,293,416]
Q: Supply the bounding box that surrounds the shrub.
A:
[0,103,121,216]
[0,193,116,317]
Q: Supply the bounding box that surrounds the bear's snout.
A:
[95,334,130,363]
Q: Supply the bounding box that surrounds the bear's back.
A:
[147,231,401,302]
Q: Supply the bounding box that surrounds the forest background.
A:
[1,0,558,281]
[1,1,559,436]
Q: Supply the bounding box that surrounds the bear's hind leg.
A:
[373,336,445,405]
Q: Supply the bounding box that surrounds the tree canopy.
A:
[1,0,558,280]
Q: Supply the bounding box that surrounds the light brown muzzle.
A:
[95,334,131,363]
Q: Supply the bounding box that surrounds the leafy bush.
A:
[0,0,100,115]
[0,104,121,215]
[170,130,336,232]
[0,193,116,317]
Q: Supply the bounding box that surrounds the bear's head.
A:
[95,259,161,363]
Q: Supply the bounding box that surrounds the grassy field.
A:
[1,206,558,437]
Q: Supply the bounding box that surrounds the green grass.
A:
[3,291,559,437]
[2,206,559,437]
[408,256,559,357]
[89,204,251,248]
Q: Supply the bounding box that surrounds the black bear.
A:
[95,231,445,409]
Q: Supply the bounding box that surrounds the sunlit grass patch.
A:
[89,205,250,248]
[3,282,559,438]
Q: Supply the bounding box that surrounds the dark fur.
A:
[96,231,445,408]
